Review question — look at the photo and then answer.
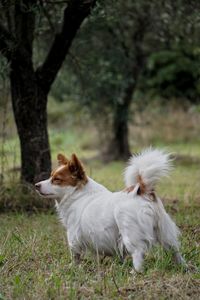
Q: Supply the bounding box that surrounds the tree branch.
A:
[107,24,130,59]
[0,21,15,60]
[44,1,68,4]
[39,0,56,33]
[1,0,15,34]
[0,1,36,66]
[14,0,36,57]
[36,0,96,94]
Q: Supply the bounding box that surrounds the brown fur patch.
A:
[123,185,135,193]
[137,175,146,194]
[51,153,88,188]
[123,175,157,201]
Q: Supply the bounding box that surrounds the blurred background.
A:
[0,0,200,210]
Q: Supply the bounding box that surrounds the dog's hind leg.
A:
[132,249,145,272]
[163,243,186,267]
[119,234,147,272]
[154,197,187,268]
[173,251,186,265]
[115,207,154,273]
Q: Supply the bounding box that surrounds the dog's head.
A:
[35,153,88,199]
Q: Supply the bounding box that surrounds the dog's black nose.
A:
[35,183,41,191]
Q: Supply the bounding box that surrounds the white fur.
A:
[37,148,185,272]
[124,148,172,191]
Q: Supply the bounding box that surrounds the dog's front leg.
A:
[68,245,82,265]
[67,230,82,264]
[132,250,145,273]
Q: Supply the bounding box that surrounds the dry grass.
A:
[0,101,200,299]
[0,202,199,299]
[0,159,200,299]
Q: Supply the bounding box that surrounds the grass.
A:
[0,203,199,299]
[0,158,200,299]
[0,100,200,299]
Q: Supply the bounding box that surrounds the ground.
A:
[0,100,200,299]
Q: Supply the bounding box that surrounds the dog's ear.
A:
[69,153,86,180]
[57,153,69,165]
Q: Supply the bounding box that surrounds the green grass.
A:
[1,101,200,299]
[0,158,200,299]
[0,204,199,299]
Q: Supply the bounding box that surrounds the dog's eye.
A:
[53,178,62,184]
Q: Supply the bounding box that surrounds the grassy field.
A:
[0,154,200,299]
[0,101,200,299]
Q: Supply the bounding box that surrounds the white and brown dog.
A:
[35,148,185,272]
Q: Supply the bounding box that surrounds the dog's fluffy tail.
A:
[124,148,181,252]
[124,148,172,193]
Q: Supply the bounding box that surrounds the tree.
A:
[66,0,160,160]
[0,0,96,183]
[67,0,200,160]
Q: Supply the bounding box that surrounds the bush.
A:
[0,182,54,213]
[143,47,200,102]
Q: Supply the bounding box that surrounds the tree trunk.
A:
[110,101,132,160]
[10,62,51,183]
[0,0,96,184]
[104,82,135,161]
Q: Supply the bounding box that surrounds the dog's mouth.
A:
[36,190,55,197]
[41,192,54,196]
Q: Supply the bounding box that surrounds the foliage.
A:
[63,0,200,113]
[144,47,200,102]
[49,0,200,160]
[66,0,151,115]
[1,0,200,178]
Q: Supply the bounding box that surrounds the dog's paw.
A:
[130,268,143,277]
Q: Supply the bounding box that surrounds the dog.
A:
[35,148,185,272]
